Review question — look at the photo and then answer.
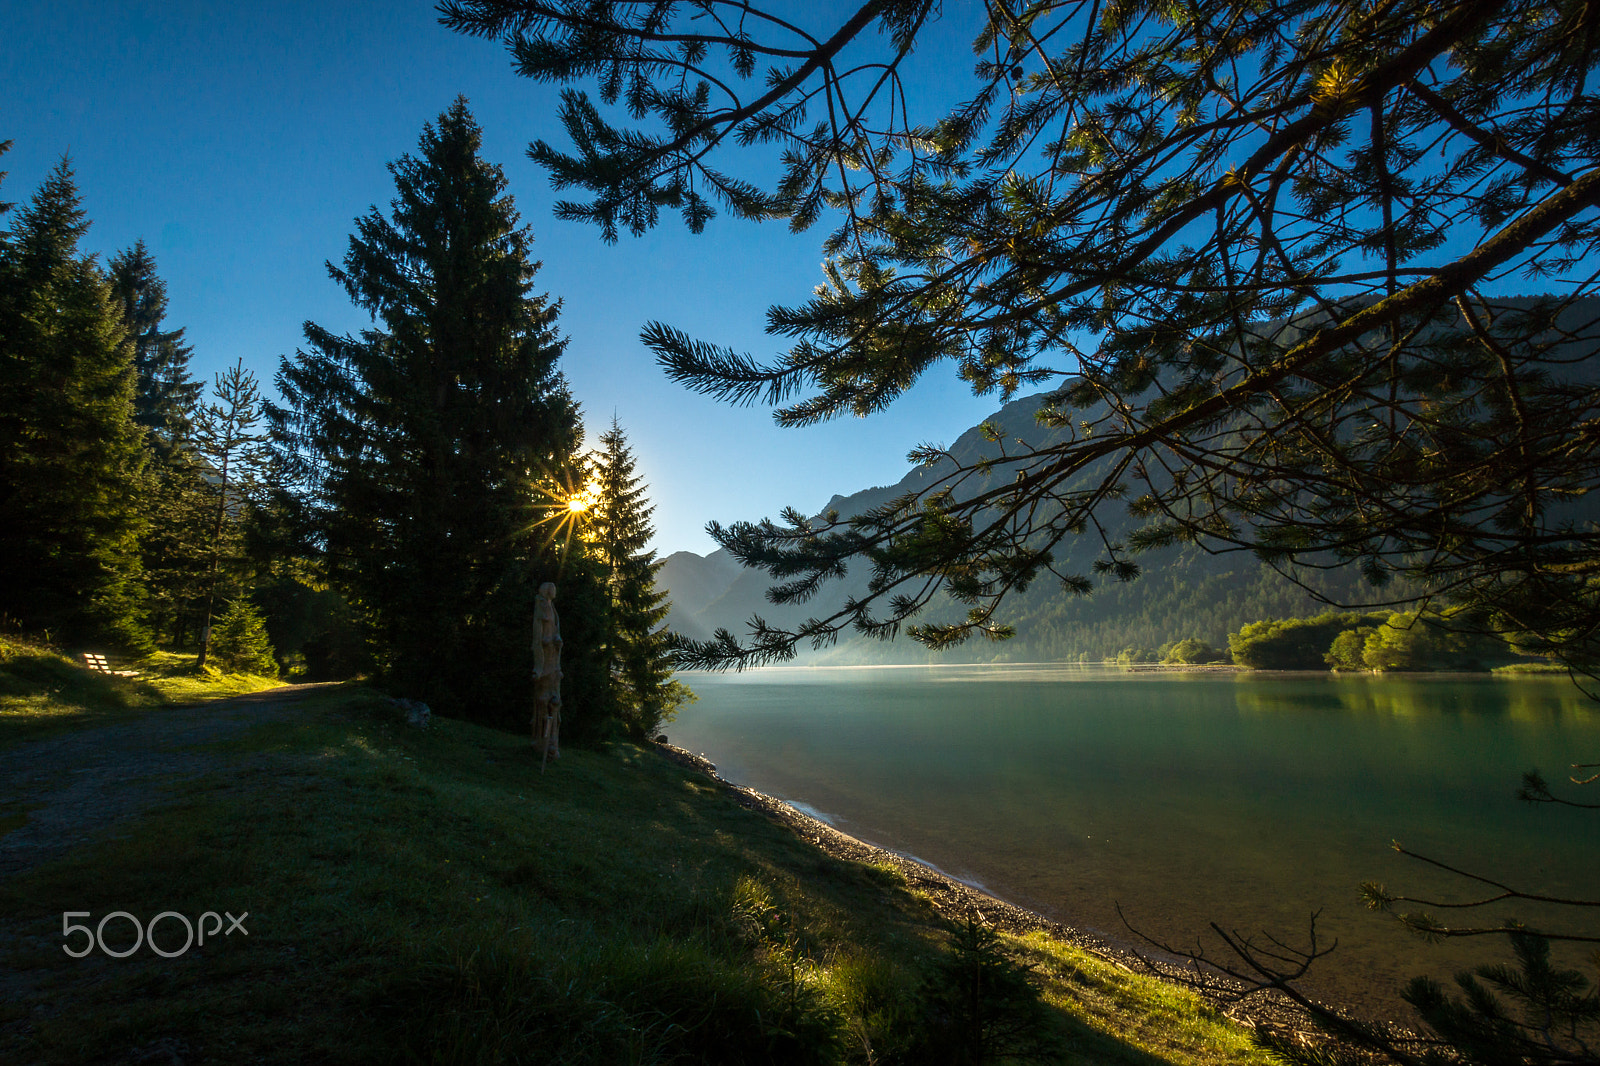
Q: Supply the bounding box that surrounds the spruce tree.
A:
[193,359,271,669]
[108,240,200,457]
[108,240,212,646]
[587,418,688,737]
[270,99,586,723]
[207,598,278,677]
[0,158,148,646]
[138,453,214,645]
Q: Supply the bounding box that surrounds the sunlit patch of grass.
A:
[1,637,164,744]
[148,668,282,704]
[0,683,1283,1065]
[135,647,284,702]
[0,637,284,747]
[134,648,208,677]
[1015,931,1281,1065]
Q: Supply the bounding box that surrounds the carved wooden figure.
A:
[531,581,563,766]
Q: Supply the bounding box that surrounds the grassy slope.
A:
[0,648,1282,1065]
[0,638,283,746]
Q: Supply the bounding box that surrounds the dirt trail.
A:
[0,685,338,880]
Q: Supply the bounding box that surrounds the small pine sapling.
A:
[208,599,278,676]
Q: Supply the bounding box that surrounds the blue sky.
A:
[2,0,1002,556]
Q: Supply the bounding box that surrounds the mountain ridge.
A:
[656,391,1368,664]
[660,294,1600,664]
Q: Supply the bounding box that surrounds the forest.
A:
[0,102,689,744]
[8,0,1600,1059]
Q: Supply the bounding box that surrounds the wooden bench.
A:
[82,653,140,678]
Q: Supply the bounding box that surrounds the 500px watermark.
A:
[62,910,248,958]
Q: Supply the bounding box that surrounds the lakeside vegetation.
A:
[1,641,1280,1065]
[1105,608,1546,674]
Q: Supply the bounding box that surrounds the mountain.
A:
[654,550,744,641]
[657,392,1370,664]
[658,296,1600,664]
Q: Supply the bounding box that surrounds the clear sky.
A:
[2,0,1002,557]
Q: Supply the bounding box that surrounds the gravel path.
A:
[0,684,339,881]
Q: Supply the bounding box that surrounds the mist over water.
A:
[669,665,1600,1021]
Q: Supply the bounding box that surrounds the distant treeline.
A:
[1113,608,1536,672]
[795,554,1406,667]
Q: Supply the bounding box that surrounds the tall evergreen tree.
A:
[270,99,586,722]
[0,158,148,646]
[138,448,214,646]
[109,240,212,645]
[193,359,271,669]
[587,418,689,737]
[108,240,200,457]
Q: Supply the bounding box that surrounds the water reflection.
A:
[671,666,1600,1021]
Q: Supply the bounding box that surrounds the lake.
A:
[667,665,1600,1021]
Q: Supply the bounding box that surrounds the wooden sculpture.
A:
[532,581,563,767]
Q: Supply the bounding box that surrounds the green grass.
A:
[0,669,1286,1065]
[134,648,285,703]
[0,637,284,746]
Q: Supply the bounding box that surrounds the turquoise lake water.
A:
[667,665,1600,1020]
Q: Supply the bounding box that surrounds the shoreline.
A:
[680,660,1564,676]
[652,741,1415,1054]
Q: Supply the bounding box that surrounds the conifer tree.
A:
[193,359,271,669]
[587,418,690,737]
[449,0,1600,675]
[108,240,200,457]
[138,454,214,645]
[207,598,278,677]
[108,240,213,645]
[0,157,148,646]
[270,99,586,722]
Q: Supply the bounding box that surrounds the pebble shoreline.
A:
[653,740,1414,1059]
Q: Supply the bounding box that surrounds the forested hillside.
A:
[660,393,1384,664]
